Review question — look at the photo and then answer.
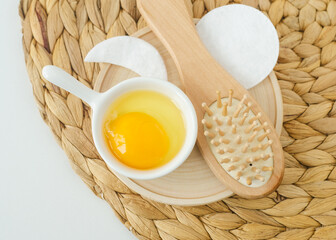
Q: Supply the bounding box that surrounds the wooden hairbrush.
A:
[137,0,284,198]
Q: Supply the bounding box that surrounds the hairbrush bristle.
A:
[262,166,273,171]
[219,137,230,144]
[249,112,262,124]
[243,102,252,114]
[215,127,225,136]
[221,158,230,163]
[202,102,213,116]
[227,165,236,172]
[236,171,242,180]
[239,113,248,126]
[227,116,232,126]
[251,167,261,174]
[252,144,262,152]
[210,139,220,147]
[228,89,233,106]
[246,157,254,163]
[257,129,270,142]
[255,175,265,182]
[202,119,212,129]
[224,147,235,153]
[204,130,215,139]
[222,102,228,116]
[261,140,273,150]
[239,163,247,170]
[263,153,273,160]
[242,143,249,153]
[233,94,247,118]
[245,121,257,134]
[246,177,252,185]
[255,122,268,132]
[248,131,258,142]
[231,124,237,134]
[235,135,242,144]
[202,89,274,187]
[233,103,243,118]
[213,116,223,126]
[217,148,225,155]
[216,91,222,108]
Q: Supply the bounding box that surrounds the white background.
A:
[0,1,136,239]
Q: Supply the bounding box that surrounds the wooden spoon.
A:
[137,0,284,198]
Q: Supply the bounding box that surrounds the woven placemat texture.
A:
[19,0,336,239]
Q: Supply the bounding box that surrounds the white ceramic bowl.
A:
[42,65,197,179]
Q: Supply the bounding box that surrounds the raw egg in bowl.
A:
[42,65,197,179]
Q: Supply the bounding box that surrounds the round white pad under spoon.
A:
[196,4,279,89]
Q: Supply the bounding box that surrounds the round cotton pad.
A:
[196,4,279,89]
[85,36,168,81]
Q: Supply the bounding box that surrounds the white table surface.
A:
[0,1,136,239]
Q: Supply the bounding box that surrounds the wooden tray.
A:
[94,26,283,206]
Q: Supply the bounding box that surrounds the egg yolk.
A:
[104,112,170,169]
[103,90,185,170]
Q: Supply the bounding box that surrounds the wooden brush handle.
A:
[137,0,201,62]
[138,0,285,199]
[137,0,233,93]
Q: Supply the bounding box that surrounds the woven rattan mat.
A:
[19,0,336,239]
